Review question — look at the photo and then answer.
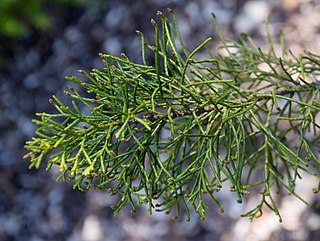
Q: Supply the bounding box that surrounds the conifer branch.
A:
[25,9,320,221]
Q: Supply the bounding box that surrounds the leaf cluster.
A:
[24,9,320,221]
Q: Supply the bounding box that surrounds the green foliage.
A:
[24,9,320,221]
[0,0,85,37]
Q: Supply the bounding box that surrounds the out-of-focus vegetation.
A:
[0,0,85,37]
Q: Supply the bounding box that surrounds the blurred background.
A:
[1,0,320,240]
